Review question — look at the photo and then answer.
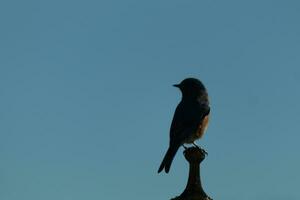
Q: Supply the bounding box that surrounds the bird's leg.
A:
[182,144,188,150]
[192,142,208,155]
[192,142,199,148]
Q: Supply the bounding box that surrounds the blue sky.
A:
[1,0,300,199]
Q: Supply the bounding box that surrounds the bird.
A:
[158,78,210,173]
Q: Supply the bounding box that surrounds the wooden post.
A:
[171,147,212,200]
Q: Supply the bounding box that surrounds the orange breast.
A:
[196,114,209,139]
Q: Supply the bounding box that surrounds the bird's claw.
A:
[200,148,208,156]
[192,143,208,156]
[195,146,208,156]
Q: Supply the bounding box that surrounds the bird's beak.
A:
[173,84,180,88]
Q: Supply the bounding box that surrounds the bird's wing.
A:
[169,101,210,145]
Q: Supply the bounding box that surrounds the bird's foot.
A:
[200,147,208,156]
[192,143,208,156]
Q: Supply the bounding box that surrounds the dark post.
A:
[171,147,212,200]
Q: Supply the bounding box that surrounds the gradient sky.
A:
[1,0,300,200]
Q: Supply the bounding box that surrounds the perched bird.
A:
[158,78,210,173]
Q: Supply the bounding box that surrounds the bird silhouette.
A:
[158,78,210,173]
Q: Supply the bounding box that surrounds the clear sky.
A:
[1,0,300,199]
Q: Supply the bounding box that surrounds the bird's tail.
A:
[158,143,180,173]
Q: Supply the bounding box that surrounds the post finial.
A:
[171,147,212,200]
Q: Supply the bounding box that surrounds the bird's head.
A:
[173,78,207,100]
